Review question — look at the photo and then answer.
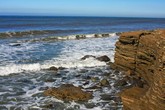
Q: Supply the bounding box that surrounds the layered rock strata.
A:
[114,29,165,110]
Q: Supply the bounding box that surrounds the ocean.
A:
[0,16,165,110]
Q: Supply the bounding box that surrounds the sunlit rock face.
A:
[114,29,165,110]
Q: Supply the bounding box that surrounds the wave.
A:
[16,33,117,43]
[0,29,81,38]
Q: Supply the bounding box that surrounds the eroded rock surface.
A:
[114,29,165,110]
[44,84,93,101]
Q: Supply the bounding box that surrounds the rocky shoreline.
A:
[114,29,165,110]
[41,29,165,109]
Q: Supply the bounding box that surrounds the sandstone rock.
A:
[114,29,165,110]
[96,55,110,62]
[44,84,93,101]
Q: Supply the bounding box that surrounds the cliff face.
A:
[114,29,165,110]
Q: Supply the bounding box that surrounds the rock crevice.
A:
[114,29,165,110]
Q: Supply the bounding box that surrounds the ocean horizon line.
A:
[0,15,165,19]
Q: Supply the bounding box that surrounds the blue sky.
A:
[0,0,165,18]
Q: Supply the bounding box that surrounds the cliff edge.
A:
[114,29,165,110]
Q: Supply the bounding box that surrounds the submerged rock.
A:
[44,84,93,101]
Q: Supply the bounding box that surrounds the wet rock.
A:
[86,84,101,89]
[58,67,66,70]
[39,87,49,91]
[114,79,128,87]
[100,78,109,86]
[91,77,99,82]
[96,55,110,62]
[76,35,86,40]
[44,84,93,101]
[75,74,81,77]
[94,34,102,38]
[10,43,21,47]
[41,102,65,110]
[84,103,96,109]
[81,55,96,60]
[45,78,56,82]
[49,66,58,71]
[100,94,113,101]
[102,34,109,37]
[83,81,89,86]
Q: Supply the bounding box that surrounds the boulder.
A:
[44,84,93,101]
[96,55,110,62]
[49,66,58,71]
[81,55,96,60]
[100,78,109,86]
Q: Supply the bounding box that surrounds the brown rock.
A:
[114,29,165,110]
[44,84,93,101]
[100,78,109,86]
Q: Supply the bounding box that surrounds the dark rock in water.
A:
[91,77,99,82]
[114,79,128,87]
[94,34,102,38]
[83,81,90,86]
[86,84,101,89]
[49,66,58,71]
[116,32,122,36]
[100,78,109,86]
[100,94,113,101]
[84,103,96,109]
[10,43,21,47]
[76,35,86,40]
[102,34,109,37]
[41,102,65,110]
[39,87,49,91]
[81,55,96,60]
[45,78,56,82]
[44,84,93,101]
[58,67,66,70]
[75,74,81,77]
[96,55,110,62]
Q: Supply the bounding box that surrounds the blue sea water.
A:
[0,16,165,110]
[1,16,165,34]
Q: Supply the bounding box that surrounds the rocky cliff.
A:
[114,29,165,110]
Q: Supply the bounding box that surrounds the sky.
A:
[0,0,165,18]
